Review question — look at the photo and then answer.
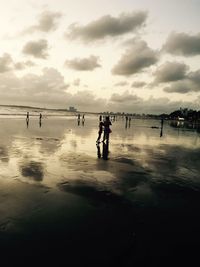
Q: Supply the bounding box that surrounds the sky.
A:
[0,0,200,113]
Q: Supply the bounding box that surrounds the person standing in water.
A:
[39,113,42,127]
[26,111,29,128]
[96,117,104,143]
[103,116,112,142]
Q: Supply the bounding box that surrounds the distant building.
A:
[68,106,77,112]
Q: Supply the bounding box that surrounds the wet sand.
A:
[0,116,200,266]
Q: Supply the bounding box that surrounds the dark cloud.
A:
[22,11,62,34]
[131,81,146,88]
[163,32,200,56]
[163,69,200,94]
[163,75,200,94]
[153,61,189,83]
[112,39,158,76]
[65,55,101,71]
[163,80,192,94]
[188,69,200,84]
[22,39,49,59]
[114,81,129,87]
[65,11,147,42]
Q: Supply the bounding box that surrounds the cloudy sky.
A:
[0,0,200,113]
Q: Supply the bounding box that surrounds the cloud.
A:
[73,78,80,86]
[163,69,200,94]
[114,81,129,87]
[110,91,141,103]
[109,92,197,113]
[163,80,193,94]
[0,68,198,113]
[131,81,146,88]
[112,39,158,76]
[65,55,101,71]
[22,11,62,34]
[14,60,36,70]
[188,69,200,84]
[0,68,105,111]
[0,68,69,106]
[22,39,49,59]
[0,53,35,72]
[0,53,13,73]
[163,32,200,56]
[65,11,147,42]
[153,61,189,83]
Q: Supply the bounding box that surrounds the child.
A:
[96,120,104,143]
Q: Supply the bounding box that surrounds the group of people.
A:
[77,113,85,126]
[26,112,42,127]
[96,115,112,143]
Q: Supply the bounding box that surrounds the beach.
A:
[0,114,200,266]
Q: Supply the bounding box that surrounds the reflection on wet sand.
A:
[0,146,9,163]
[20,161,44,181]
[96,140,109,160]
[0,117,200,265]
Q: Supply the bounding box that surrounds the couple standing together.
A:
[96,116,112,143]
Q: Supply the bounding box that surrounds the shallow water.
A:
[0,115,200,266]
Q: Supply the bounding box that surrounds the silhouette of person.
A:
[102,140,109,160]
[161,118,164,127]
[96,140,109,160]
[129,117,131,128]
[96,143,101,158]
[160,118,164,137]
[160,127,163,137]
[99,115,102,121]
[77,113,80,126]
[96,119,104,143]
[125,120,128,129]
[26,112,29,127]
[103,116,112,142]
[82,114,85,126]
[26,118,29,128]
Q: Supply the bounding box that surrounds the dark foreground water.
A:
[0,116,200,266]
